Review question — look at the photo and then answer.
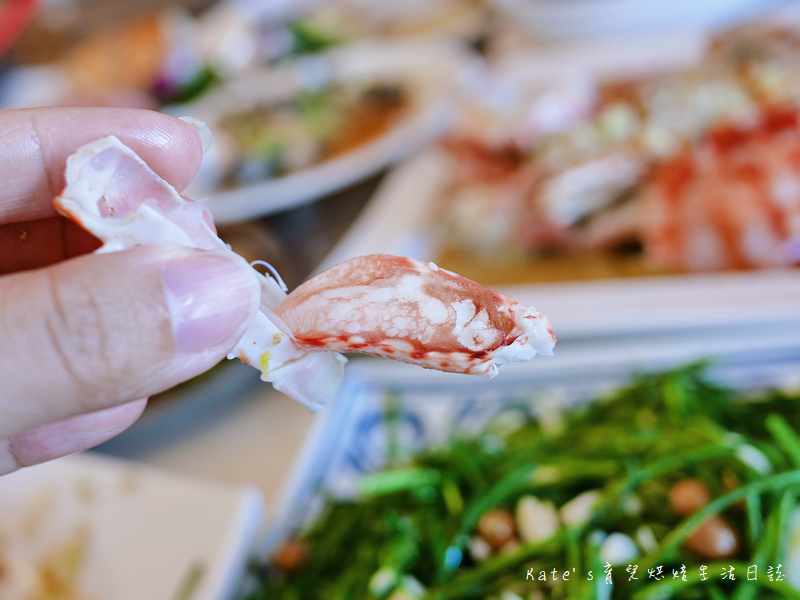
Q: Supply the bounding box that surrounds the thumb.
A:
[0,245,260,439]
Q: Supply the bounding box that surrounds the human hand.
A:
[0,107,260,475]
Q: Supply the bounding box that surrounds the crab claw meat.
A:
[275,254,556,376]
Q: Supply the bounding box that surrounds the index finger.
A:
[0,106,205,224]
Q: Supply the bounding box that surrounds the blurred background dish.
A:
[0,453,262,600]
[318,20,800,339]
[435,22,800,278]
[181,39,476,222]
[0,6,476,222]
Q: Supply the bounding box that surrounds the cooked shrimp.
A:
[54,136,555,410]
[275,254,556,376]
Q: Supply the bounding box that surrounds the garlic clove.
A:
[560,490,602,527]
[515,495,560,543]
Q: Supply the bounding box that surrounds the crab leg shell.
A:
[54,136,224,253]
[53,135,346,410]
[275,254,556,376]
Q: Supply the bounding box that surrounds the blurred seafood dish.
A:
[431,23,800,284]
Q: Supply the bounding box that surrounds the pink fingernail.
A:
[163,253,257,352]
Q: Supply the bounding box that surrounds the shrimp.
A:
[276,254,555,376]
[54,136,555,410]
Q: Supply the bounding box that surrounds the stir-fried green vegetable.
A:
[246,365,800,599]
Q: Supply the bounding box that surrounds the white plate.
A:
[0,453,263,600]
[317,28,800,340]
[182,40,476,224]
[491,0,787,39]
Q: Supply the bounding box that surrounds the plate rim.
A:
[186,39,477,223]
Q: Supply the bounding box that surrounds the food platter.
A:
[318,27,800,340]
[180,39,476,224]
[0,453,263,600]
[276,335,800,505]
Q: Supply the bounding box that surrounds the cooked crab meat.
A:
[275,254,556,376]
[643,106,800,270]
[540,152,646,228]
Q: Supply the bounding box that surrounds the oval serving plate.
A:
[178,39,478,224]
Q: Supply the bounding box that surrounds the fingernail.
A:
[178,116,212,154]
[163,253,258,352]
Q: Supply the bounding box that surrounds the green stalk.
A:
[434,534,566,598]
[358,468,442,496]
[766,413,800,468]
[640,471,800,572]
